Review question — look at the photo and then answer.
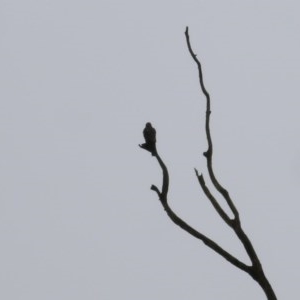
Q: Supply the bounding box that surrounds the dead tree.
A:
[139,27,277,300]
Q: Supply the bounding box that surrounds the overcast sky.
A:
[1,1,300,299]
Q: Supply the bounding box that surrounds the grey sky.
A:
[1,1,299,299]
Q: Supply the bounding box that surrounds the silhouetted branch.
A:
[139,27,277,300]
[195,169,231,226]
[185,26,277,300]
[185,27,240,222]
[140,144,250,273]
[155,152,169,200]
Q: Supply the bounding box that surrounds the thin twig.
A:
[195,169,231,226]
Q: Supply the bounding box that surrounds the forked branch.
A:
[184,27,240,222]
[139,27,277,300]
[140,149,250,274]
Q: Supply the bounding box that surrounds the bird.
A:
[143,122,156,144]
[139,122,157,156]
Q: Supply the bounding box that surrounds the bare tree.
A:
[139,27,277,300]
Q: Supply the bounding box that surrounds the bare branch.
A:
[185,27,277,300]
[162,200,251,274]
[195,169,232,226]
[150,184,161,198]
[140,145,250,274]
[185,27,240,222]
[155,152,169,201]
[139,27,277,300]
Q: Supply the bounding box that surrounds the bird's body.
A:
[140,122,157,156]
[143,122,156,144]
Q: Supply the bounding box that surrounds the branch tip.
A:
[150,184,159,191]
[150,184,161,197]
[203,151,209,157]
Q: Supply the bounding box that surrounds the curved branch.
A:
[151,148,250,274]
[185,27,240,222]
[139,141,249,273]
[195,169,231,226]
[185,27,277,300]
[184,26,263,264]
[139,27,277,300]
[155,152,169,201]
[162,200,251,274]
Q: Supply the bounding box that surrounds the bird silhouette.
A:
[139,122,157,156]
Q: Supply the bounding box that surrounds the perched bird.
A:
[143,122,156,144]
[139,122,157,156]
